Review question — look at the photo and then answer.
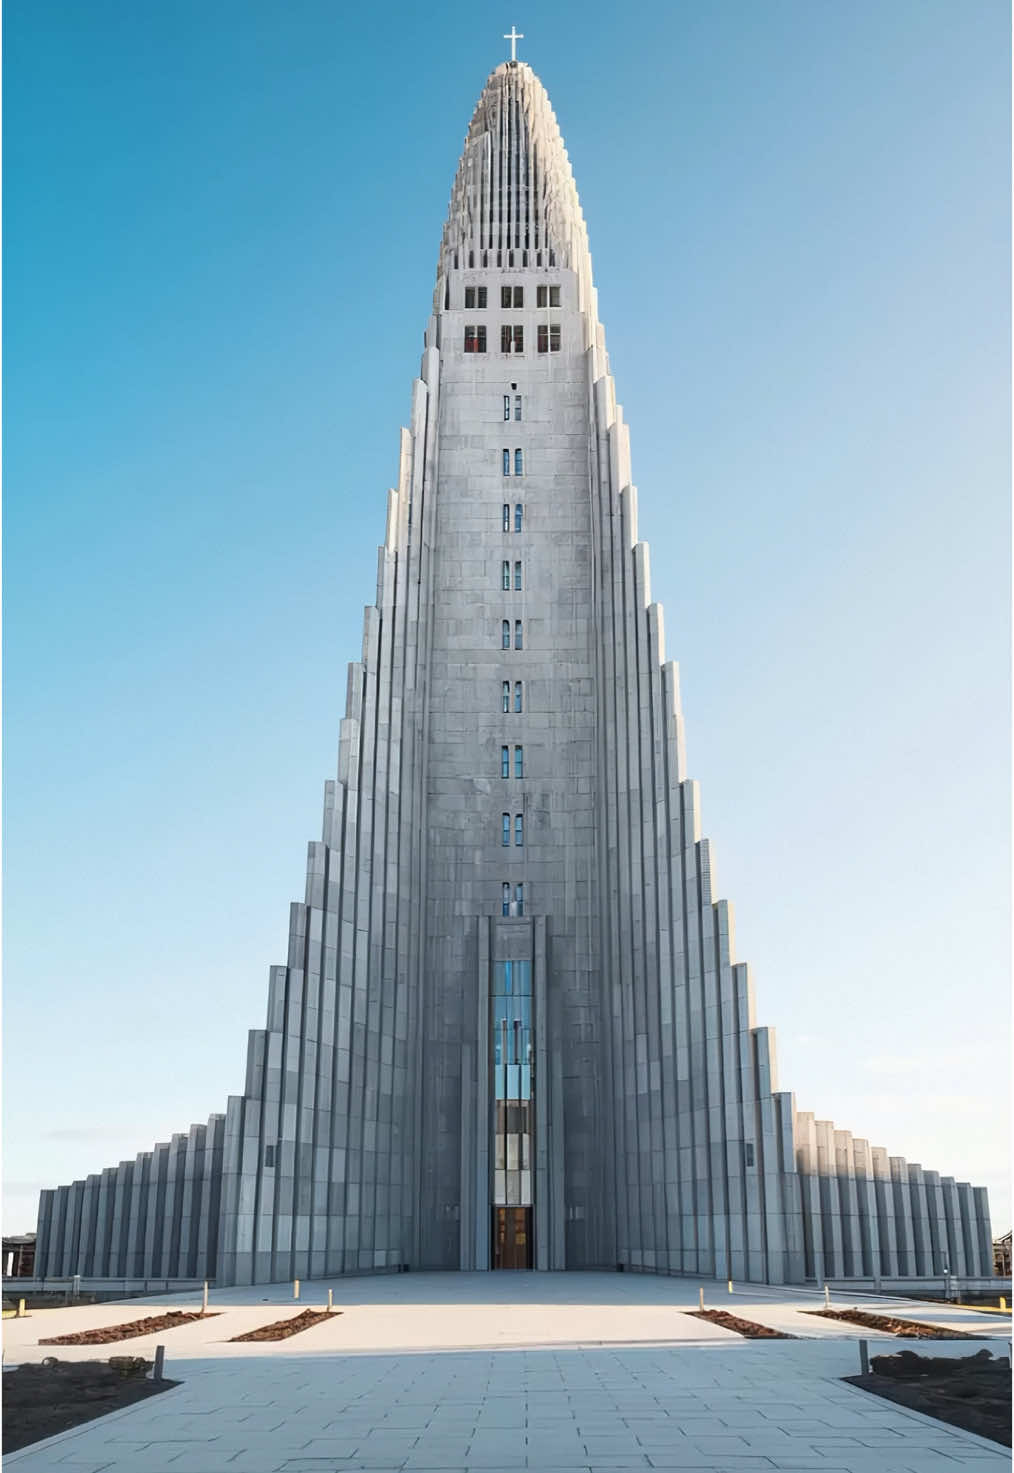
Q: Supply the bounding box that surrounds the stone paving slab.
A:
[4,1337,1009,1473]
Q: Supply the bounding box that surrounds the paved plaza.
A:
[4,1273,1010,1472]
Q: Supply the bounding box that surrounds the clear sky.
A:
[4,0,1010,1242]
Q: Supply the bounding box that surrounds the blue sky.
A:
[4,0,1010,1239]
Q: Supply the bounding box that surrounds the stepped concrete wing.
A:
[35,61,993,1286]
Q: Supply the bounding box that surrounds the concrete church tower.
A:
[36,60,993,1287]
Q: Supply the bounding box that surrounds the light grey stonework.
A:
[36,61,992,1286]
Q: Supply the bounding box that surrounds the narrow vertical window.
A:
[514,745,523,778]
[501,746,510,779]
[514,681,523,713]
[502,620,511,649]
[502,449,511,476]
[501,285,513,308]
[502,681,510,713]
[502,883,511,917]
[503,395,511,421]
[515,815,524,847]
[514,394,522,421]
[465,286,476,309]
[502,814,511,847]
[502,561,511,590]
[515,883,524,915]
[264,1144,276,1168]
[501,324,512,354]
[477,286,487,308]
[514,560,522,590]
[502,503,511,532]
[515,448,524,476]
[515,503,523,532]
[514,620,522,650]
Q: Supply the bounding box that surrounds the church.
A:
[35,56,993,1286]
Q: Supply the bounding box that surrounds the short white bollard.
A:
[727,1280,733,1294]
[201,1281,209,1316]
[293,1279,300,1300]
[17,1299,26,1319]
[71,1274,81,1301]
[327,1288,334,1312]
[824,1284,831,1308]
[153,1344,166,1383]
[698,1287,705,1310]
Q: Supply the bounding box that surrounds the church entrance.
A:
[492,1206,532,1269]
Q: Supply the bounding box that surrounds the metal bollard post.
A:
[72,1274,81,1301]
[327,1288,334,1312]
[153,1345,166,1383]
[824,1284,831,1308]
[201,1281,209,1316]
[293,1279,300,1300]
[728,1280,733,1294]
[859,1339,869,1375]
[1000,1296,1007,1312]
[17,1299,26,1318]
[698,1287,704,1310]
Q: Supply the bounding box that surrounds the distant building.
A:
[35,56,993,1286]
[994,1231,1011,1276]
[3,1233,36,1278]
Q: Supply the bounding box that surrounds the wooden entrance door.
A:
[492,1206,533,1268]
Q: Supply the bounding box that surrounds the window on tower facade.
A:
[502,503,511,532]
[515,503,523,532]
[514,620,522,649]
[537,324,560,353]
[515,815,524,847]
[502,681,510,713]
[515,883,524,915]
[502,449,511,476]
[502,883,511,917]
[501,325,523,354]
[502,620,511,649]
[501,285,523,308]
[514,449,524,475]
[502,814,511,847]
[502,560,511,590]
[514,745,524,778]
[514,560,522,590]
[503,395,512,422]
[465,286,487,309]
[536,285,561,308]
[514,394,522,421]
[514,681,523,712]
[465,325,486,352]
[264,1144,276,1168]
[501,746,510,779]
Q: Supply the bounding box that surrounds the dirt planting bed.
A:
[3,1357,179,1453]
[39,1310,217,1345]
[803,1307,982,1339]
[845,1348,1011,1447]
[686,1309,795,1339]
[229,1307,339,1342]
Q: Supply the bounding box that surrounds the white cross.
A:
[503,26,524,61]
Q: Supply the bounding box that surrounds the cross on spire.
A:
[503,26,524,61]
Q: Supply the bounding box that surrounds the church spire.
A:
[439,63,592,285]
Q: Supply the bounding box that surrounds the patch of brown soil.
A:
[686,1308,795,1339]
[845,1348,1010,1447]
[229,1307,339,1342]
[39,1310,217,1345]
[803,1307,982,1339]
[2,1358,179,1453]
